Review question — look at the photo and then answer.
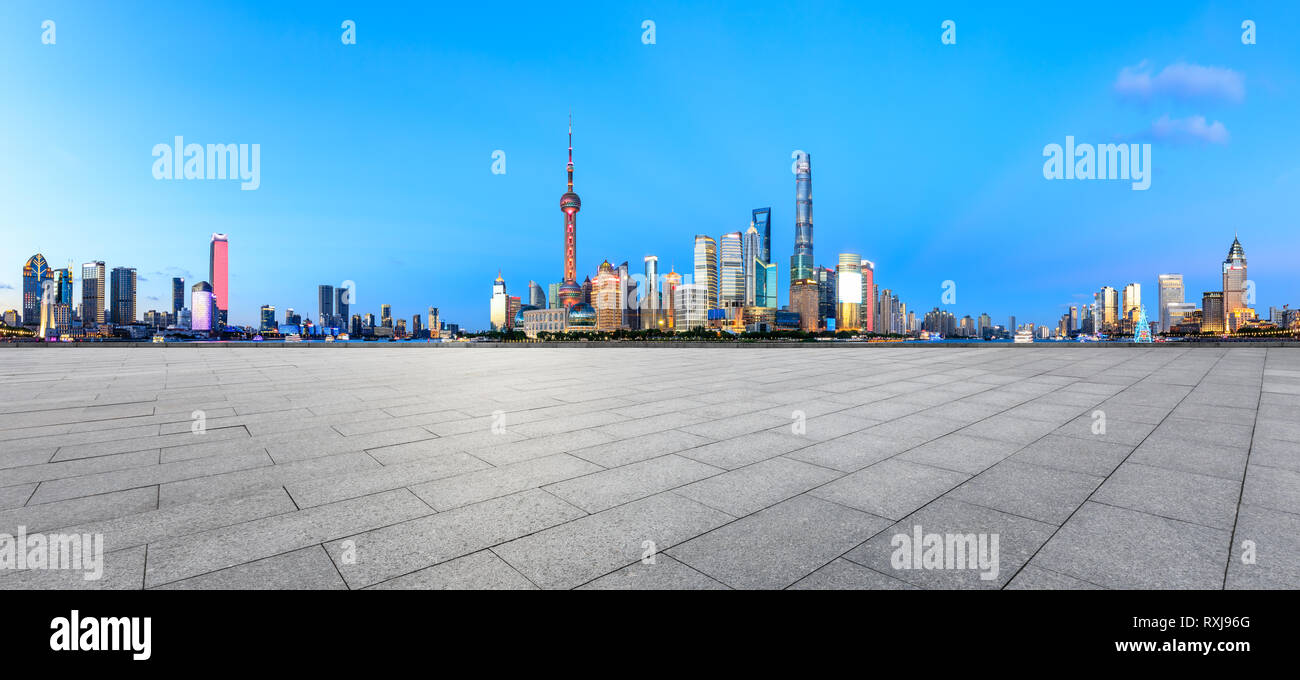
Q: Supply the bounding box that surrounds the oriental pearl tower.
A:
[557,117,584,309]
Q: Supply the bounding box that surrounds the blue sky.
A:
[1,1,1297,329]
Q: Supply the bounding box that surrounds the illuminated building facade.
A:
[835,253,862,331]
[1223,236,1248,314]
[663,267,682,329]
[490,272,508,331]
[693,235,718,310]
[789,152,814,287]
[719,231,744,308]
[558,119,584,309]
[1157,274,1184,333]
[82,261,106,325]
[210,234,229,326]
[22,253,51,328]
[860,259,875,333]
[191,281,215,333]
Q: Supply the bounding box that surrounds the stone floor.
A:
[0,345,1296,590]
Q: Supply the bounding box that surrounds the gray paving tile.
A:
[1032,501,1230,589]
[667,494,891,589]
[842,497,1057,589]
[810,458,969,520]
[1242,463,1300,515]
[0,545,146,590]
[326,489,584,589]
[1224,503,1300,589]
[1093,463,1240,529]
[494,492,733,589]
[947,459,1104,525]
[0,487,158,534]
[579,554,729,590]
[410,453,601,511]
[286,452,490,508]
[784,432,913,472]
[674,456,842,517]
[145,488,431,587]
[897,433,1017,475]
[788,558,918,590]
[543,454,722,513]
[368,550,536,590]
[155,546,347,590]
[1005,565,1103,590]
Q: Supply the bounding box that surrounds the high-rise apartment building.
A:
[110,267,137,325]
[81,261,106,325]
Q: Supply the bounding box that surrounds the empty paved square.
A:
[1,345,1297,589]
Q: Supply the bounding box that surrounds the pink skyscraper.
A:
[210,233,228,326]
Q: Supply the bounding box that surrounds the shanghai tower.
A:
[790,152,814,284]
[557,117,583,309]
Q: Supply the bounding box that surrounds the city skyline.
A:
[2,2,1299,329]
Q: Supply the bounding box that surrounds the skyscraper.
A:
[860,259,875,333]
[82,261,106,325]
[1202,291,1226,333]
[110,267,137,325]
[171,276,185,316]
[752,207,772,265]
[54,267,73,306]
[693,235,718,310]
[663,267,682,329]
[209,234,228,326]
[1122,283,1141,331]
[790,152,814,290]
[260,305,276,332]
[380,304,392,327]
[718,231,744,308]
[191,281,214,332]
[1223,235,1248,314]
[547,283,560,309]
[742,226,760,306]
[816,266,836,327]
[529,280,547,309]
[1097,286,1119,332]
[318,285,334,327]
[1157,274,1184,333]
[642,256,659,329]
[836,253,862,331]
[335,286,350,329]
[557,118,584,309]
[428,307,440,337]
[490,272,508,331]
[22,254,51,327]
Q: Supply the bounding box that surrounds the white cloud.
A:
[1115,61,1245,103]
[1146,114,1230,145]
